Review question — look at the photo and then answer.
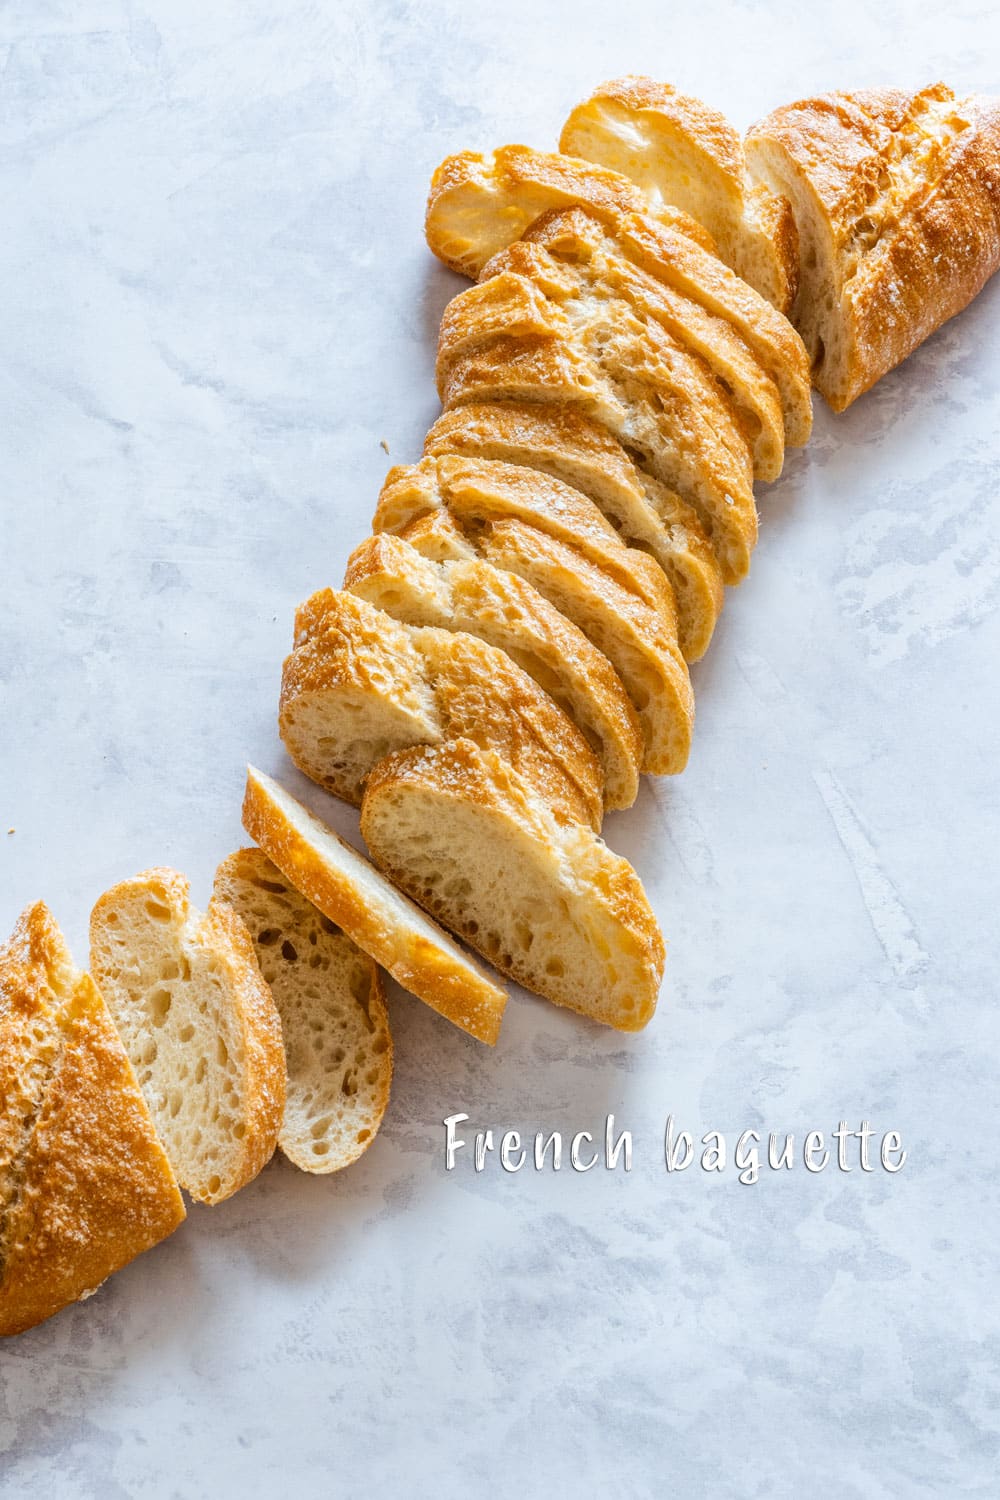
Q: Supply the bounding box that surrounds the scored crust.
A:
[746,84,1000,410]
[0,902,185,1337]
[241,766,508,1046]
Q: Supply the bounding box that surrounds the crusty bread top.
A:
[425,143,716,278]
[89,869,287,1206]
[560,75,798,312]
[242,767,508,1046]
[746,84,1000,409]
[1,903,185,1337]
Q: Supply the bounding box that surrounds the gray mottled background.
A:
[1,2,999,1495]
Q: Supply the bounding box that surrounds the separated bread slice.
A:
[284,589,603,831]
[437,268,757,582]
[745,84,1000,410]
[242,766,507,1045]
[212,849,391,1174]
[345,533,642,808]
[422,405,724,661]
[90,870,286,1206]
[361,739,665,1031]
[1,903,185,1337]
[560,75,797,313]
[426,143,716,279]
[512,206,786,480]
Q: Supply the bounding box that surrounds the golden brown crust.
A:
[513,206,787,481]
[559,75,798,312]
[425,143,716,278]
[282,588,604,831]
[746,85,1000,409]
[421,405,725,661]
[242,767,508,1046]
[0,903,184,1338]
[437,266,758,584]
[361,739,665,1032]
[344,532,644,810]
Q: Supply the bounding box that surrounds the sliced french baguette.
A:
[241,766,507,1045]
[560,76,798,313]
[510,206,787,480]
[344,533,643,808]
[90,870,286,1206]
[745,84,1000,410]
[437,267,758,583]
[360,739,665,1031]
[421,405,724,661]
[213,848,392,1174]
[426,143,716,278]
[395,510,695,778]
[0,902,185,1337]
[283,589,604,831]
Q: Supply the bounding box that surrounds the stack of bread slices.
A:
[5,74,999,1337]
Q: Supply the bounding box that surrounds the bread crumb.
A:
[379,439,390,455]
[6,828,13,836]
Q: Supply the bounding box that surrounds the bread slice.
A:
[421,406,724,661]
[397,510,695,777]
[361,739,665,1031]
[746,84,1000,410]
[213,849,392,1173]
[0,902,184,1337]
[283,589,604,831]
[511,206,786,481]
[425,143,716,278]
[344,533,643,808]
[241,766,507,1045]
[90,870,286,1206]
[437,267,758,583]
[560,76,798,313]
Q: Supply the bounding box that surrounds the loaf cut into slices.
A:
[421,406,725,661]
[283,588,604,831]
[361,739,665,1031]
[90,870,286,1205]
[507,206,786,481]
[426,143,716,278]
[437,266,758,583]
[394,510,695,777]
[560,75,798,313]
[344,533,643,808]
[213,849,392,1173]
[746,84,1000,410]
[241,766,507,1045]
[0,903,185,1337]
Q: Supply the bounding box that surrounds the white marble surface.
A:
[2,2,999,1495]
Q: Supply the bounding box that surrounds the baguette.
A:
[426,143,716,278]
[421,406,724,661]
[213,849,392,1173]
[241,766,507,1045]
[746,84,1000,410]
[360,739,665,1031]
[0,903,185,1336]
[283,588,603,831]
[344,532,643,807]
[437,268,758,582]
[90,869,286,1205]
[394,509,695,777]
[560,75,797,312]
